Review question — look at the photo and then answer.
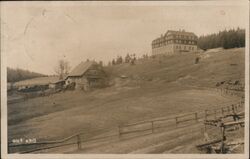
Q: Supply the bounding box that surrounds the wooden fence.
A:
[197,112,245,153]
[8,99,244,154]
[9,128,118,153]
[119,100,244,137]
[213,87,244,97]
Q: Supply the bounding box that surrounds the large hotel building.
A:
[152,30,198,55]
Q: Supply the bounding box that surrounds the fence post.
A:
[118,126,121,139]
[221,108,224,116]
[195,112,198,122]
[151,121,154,133]
[204,110,208,132]
[214,109,217,119]
[77,135,81,150]
[239,101,242,108]
[204,110,208,121]
[227,106,230,113]
[175,117,178,128]
[232,105,235,114]
[220,123,225,153]
[241,97,244,105]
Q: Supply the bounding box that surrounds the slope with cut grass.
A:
[8,48,245,153]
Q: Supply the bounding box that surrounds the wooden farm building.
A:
[65,61,107,91]
[14,76,63,92]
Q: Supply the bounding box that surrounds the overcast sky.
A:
[1,1,248,75]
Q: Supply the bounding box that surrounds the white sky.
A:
[1,1,248,75]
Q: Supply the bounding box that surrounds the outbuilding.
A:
[48,80,65,90]
[14,76,60,92]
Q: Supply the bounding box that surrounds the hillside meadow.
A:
[8,48,245,153]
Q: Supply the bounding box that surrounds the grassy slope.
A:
[8,48,244,144]
[104,48,244,87]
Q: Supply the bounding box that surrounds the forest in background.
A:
[198,28,245,50]
[7,67,46,83]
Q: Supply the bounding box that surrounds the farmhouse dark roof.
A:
[67,61,96,77]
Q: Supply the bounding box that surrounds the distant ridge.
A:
[7,67,47,83]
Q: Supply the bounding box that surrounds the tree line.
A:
[108,53,149,66]
[7,67,46,83]
[198,28,245,50]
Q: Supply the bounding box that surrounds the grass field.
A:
[8,48,245,153]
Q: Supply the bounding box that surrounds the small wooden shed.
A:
[48,80,65,90]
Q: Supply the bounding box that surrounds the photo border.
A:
[1,1,249,159]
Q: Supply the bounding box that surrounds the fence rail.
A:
[8,93,245,154]
[119,100,244,137]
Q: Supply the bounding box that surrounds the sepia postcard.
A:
[1,1,249,159]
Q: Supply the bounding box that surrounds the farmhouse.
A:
[152,30,198,55]
[65,61,107,91]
